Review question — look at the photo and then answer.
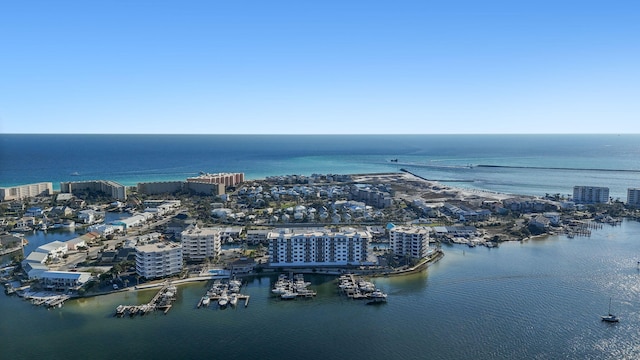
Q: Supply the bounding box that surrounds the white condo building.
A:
[389,226,431,260]
[573,186,610,204]
[267,229,371,267]
[627,188,640,208]
[135,242,183,279]
[0,182,53,201]
[180,226,222,261]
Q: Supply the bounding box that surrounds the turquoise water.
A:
[3,221,640,359]
[2,134,639,199]
[3,134,640,359]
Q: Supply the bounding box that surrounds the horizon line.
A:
[1,132,637,136]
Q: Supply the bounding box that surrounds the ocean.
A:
[2,134,639,199]
[2,134,640,359]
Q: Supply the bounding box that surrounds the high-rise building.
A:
[180,226,222,261]
[627,188,640,208]
[0,182,53,201]
[268,229,371,266]
[389,226,431,259]
[572,186,609,204]
[135,242,183,279]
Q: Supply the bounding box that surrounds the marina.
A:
[271,273,317,300]
[338,274,387,302]
[115,283,177,317]
[197,278,250,309]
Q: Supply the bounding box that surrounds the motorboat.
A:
[369,289,387,301]
[218,292,229,307]
[281,291,297,300]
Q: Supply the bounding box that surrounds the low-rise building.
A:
[41,271,92,290]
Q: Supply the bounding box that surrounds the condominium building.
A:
[628,188,640,208]
[137,181,225,196]
[572,186,610,204]
[0,182,53,201]
[135,242,183,279]
[267,229,371,266]
[187,172,244,187]
[180,226,222,261]
[60,180,127,201]
[389,226,431,260]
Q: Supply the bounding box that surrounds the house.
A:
[50,206,74,218]
[229,257,256,274]
[65,237,87,251]
[34,241,68,259]
[530,215,551,229]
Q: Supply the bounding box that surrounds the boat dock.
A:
[271,273,317,300]
[337,274,387,302]
[20,290,71,308]
[115,283,177,317]
[198,278,251,309]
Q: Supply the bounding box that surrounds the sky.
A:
[1,0,639,134]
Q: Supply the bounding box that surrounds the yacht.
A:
[218,292,229,307]
[229,294,238,307]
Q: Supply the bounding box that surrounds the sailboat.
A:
[600,297,619,322]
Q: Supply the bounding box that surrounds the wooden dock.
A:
[114,283,177,317]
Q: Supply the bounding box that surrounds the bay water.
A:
[2,134,640,359]
[2,221,640,359]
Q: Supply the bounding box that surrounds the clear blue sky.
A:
[1,0,638,134]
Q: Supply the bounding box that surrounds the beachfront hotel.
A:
[572,186,610,204]
[135,242,183,279]
[60,180,127,201]
[180,226,222,261]
[389,226,431,260]
[267,229,371,267]
[0,182,53,201]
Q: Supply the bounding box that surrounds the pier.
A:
[115,283,177,317]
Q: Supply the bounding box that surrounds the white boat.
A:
[229,294,238,307]
[601,297,619,323]
[201,296,210,306]
[281,291,297,300]
[218,292,229,307]
[369,289,387,302]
